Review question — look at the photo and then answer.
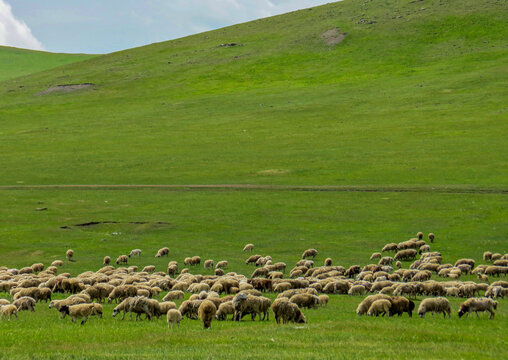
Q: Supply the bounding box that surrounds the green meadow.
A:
[0,0,507,358]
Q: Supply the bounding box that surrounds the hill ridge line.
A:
[0,184,506,194]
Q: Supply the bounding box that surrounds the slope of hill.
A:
[0,46,95,82]
[0,0,506,187]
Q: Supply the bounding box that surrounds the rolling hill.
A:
[0,46,95,82]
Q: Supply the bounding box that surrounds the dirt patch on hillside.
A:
[60,221,170,229]
[36,83,94,96]
[321,28,346,46]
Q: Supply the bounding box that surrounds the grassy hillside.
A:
[0,46,95,82]
[0,0,506,187]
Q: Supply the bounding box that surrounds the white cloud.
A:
[0,0,44,50]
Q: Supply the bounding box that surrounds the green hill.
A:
[0,0,506,187]
[0,46,95,82]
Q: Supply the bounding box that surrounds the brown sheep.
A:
[115,255,128,265]
[51,260,63,267]
[382,243,398,252]
[356,294,391,316]
[0,304,18,320]
[59,303,102,324]
[302,249,318,259]
[324,258,332,266]
[216,301,235,321]
[66,249,74,261]
[243,244,254,252]
[418,297,451,318]
[272,298,306,325]
[204,260,214,270]
[289,293,319,309]
[389,296,415,317]
[155,247,170,258]
[394,249,417,261]
[428,233,435,243]
[318,294,329,307]
[103,256,111,266]
[167,309,182,329]
[13,297,36,312]
[198,300,217,329]
[245,255,262,265]
[367,299,391,317]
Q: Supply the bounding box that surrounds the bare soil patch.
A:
[36,83,95,96]
[321,28,346,46]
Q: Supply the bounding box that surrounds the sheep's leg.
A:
[81,316,88,325]
[475,311,479,318]
[488,309,495,319]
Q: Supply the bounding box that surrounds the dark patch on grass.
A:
[36,83,95,96]
[60,220,171,229]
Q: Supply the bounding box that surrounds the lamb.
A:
[167,309,182,329]
[418,297,451,318]
[216,301,235,320]
[115,255,128,265]
[167,263,178,277]
[204,260,214,269]
[318,294,329,307]
[302,249,318,259]
[198,300,217,329]
[458,298,498,319]
[103,256,111,266]
[389,296,415,317]
[272,298,306,325]
[243,244,254,252]
[128,249,142,257]
[163,290,185,301]
[367,299,391,317]
[59,303,102,324]
[66,249,74,261]
[289,294,319,309]
[216,261,228,269]
[155,247,170,258]
[51,260,63,267]
[0,304,18,320]
[356,294,391,316]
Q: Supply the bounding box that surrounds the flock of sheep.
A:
[0,232,506,329]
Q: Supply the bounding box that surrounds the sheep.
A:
[142,265,156,273]
[167,309,182,329]
[302,249,318,259]
[324,258,332,266]
[394,249,417,261]
[59,303,102,324]
[395,261,402,269]
[155,247,170,258]
[198,300,217,329]
[107,285,137,303]
[51,260,63,267]
[272,298,306,325]
[103,256,111,266]
[370,253,382,260]
[419,245,431,254]
[382,243,398,252]
[112,297,152,321]
[216,301,234,320]
[48,296,88,312]
[494,259,508,267]
[243,244,254,252]
[428,233,435,243]
[378,257,393,266]
[418,297,451,318]
[245,255,262,265]
[367,299,391,317]
[66,249,74,261]
[318,295,329,307]
[483,251,493,262]
[356,294,391,316]
[204,260,214,270]
[179,300,202,319]
[0,299,9,306]
[214,269,224,276]
[191,256,201,266]
[31,263,44,273]
[167,264,178,277]
[491,253,502,261]
[158,301,177,316]
[128,249,142,257]
[389,296,415,317]
[273,282,292,293]
[458,298,498,319]
[115,255,128,265]
[455,259,475,268]
[0,304,18,320]
[233,293,270,321]
[163,290,185,301]
[348,285,367,296]
[289,294,319,309]
[216,261,228,269]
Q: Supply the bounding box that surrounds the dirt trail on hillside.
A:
[0,184,505,195]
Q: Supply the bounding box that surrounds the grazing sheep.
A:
[394,249,417,261]
[142,265,156,273]
[273,282,292,293]
[302,249,318,259]
[272,298,306,325]
[418,297,451,318]
[31,263,44,273]
[103,256,111,266]
[289,294,319,309]
[233,293,271,321]
[318,295,329,307]
[204,260,214,270]
[428,233,435,243]
[458,298,498,319]
[158,301,177,316]
[215,269,225,276]
[382,243,398,252]
[367,299,391,317]
[419,245,431,254]
[389,296,415,317]
[356,294,391,316]
[216,261,228,269]
[395,261,402,269]
[491,253,502,261]
[245,255,262,265]
[198,300,217,329]
[324,258,332,266]
[128,249,142,257]
[112,297,152,321]
[66,249,74,261]
[0,304,18,320]
[348,285,367,296]
[0,299,9,306]
[378,257,394,266]
[370,253,382,260]
[216,301,235,321]
[59,303,102,324]
[446,287,460,297]
[163,290,185,301]
[243,244,254,252]
[416,232,423,240]
[115,255,128,265]
[179,300,202,319]
[51,260,63,267]
[483,251,493,262]
[167,309,182,329]
[455,259,475,268]
[155,247,170,258]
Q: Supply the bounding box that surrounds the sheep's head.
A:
[60,305,70,315]
[493,301,498,310]
[457,305,467,318]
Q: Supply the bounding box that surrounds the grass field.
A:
[0,46,95,82]
[0,0,507,358]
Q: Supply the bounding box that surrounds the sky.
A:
[0,0,333,54]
